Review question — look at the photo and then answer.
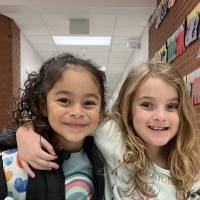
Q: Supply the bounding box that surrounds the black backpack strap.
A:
[0,127,17,147]
[84,136,105,200]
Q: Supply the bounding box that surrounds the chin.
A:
[67,137,85,143]
[154,138,172,145]
[191,189,200,200]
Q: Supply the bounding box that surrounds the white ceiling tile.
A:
[47,26,69,36]
[0,1,156,9]
[114,26,144,37]
[42,14,70,26]
[3,13,45,25]
[80,46,111,52]
[26,35,54,44]
[38,51,59,59]
[89,26,114,36]
[89,15,116,26]
[47,26,114,37]
[18,25,50,35]
[116,15,150,26]
[51,48,80,55]
[84,51,110,58]
[42,15,117,26]
[92,57,108,63]
[109,51,132,58]
[33,44,57,51]
[111,44,133,52]
[112,37,139,45]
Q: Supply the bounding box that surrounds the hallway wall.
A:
[108,25,149,109]
[0,14,43,130]
[20,32,43,87]
[149,0,200,128]
[0,14,20,130]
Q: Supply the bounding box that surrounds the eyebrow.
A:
[138,96,179,101]
[55,90,99,100]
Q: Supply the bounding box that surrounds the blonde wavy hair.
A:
[109,62,200,199]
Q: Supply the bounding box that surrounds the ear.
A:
[39,96,47,117]
[99,110,104,121]
[99,103,106,121]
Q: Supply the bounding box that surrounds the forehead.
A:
[55,68,101,93]
[66,66,98,84]
[135,77,178,98]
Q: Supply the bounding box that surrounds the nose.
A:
[69,103,84,118]
[153,107,166,121]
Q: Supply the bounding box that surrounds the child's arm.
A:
[16,125,59,178]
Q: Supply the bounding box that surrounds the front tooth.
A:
[151,127,165,130]
[152,127,159,130]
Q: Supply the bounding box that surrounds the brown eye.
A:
[84,101,95,105]
[58,98,70,103]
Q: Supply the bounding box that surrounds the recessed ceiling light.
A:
[52,36,111,45]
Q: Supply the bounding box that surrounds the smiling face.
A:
[45,67,103,152]
[131,77,180,153]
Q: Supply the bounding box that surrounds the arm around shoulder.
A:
[16,124,59,177]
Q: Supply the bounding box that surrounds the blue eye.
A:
[141,102,153,108]
[167,104,178,109]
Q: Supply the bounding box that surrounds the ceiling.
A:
[0,0,156,95]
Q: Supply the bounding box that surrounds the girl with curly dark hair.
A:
[0,53,106,200]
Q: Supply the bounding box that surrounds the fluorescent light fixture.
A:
[52,36,111,45]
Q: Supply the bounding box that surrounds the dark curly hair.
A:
[10,53,107,146]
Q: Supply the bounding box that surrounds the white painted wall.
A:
[108,25,149,109]
[20,32,44,87]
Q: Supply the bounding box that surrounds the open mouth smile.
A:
[148,126,169,130]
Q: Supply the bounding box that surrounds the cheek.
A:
[172,113,180,129]
[89,109,101,124]
[132,112,146,133]
[47,107,65,122]
[132,111,144,125]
